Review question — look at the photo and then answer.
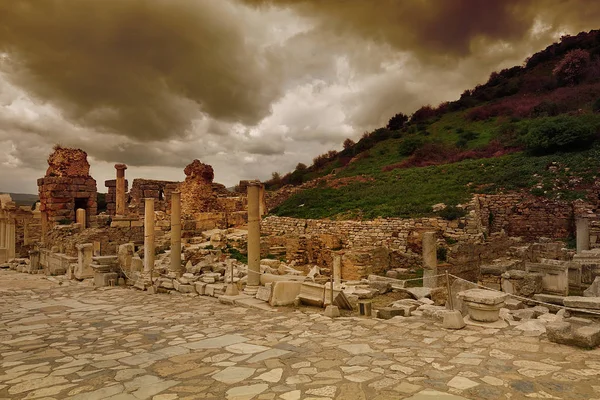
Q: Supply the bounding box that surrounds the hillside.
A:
[4,193,39,208]
[267,30,600,220]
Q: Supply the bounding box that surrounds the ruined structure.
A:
[38,146,97,234]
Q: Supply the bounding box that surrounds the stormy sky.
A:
[0,0,599,193]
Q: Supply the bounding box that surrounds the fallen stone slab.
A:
[377,307,409,320]
[269,281,302,307]
[395,287,431,300]
[547,321,600,348]
[532,293,565,305]
[563,296,600,310]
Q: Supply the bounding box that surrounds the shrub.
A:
[387,113,409,130]
[410,105,436,123]
[438,206,467,221]
[532,100,560,117]
[553,49,591,86]
[524,116,597,154]
[343,138,355,150]
[398,137,425,156]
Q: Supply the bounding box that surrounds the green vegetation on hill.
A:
[267,30,600,219]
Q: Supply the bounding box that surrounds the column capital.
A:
[114,163,128,171]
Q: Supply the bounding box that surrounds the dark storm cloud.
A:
[242,0,600,59]
[0,0,283,140]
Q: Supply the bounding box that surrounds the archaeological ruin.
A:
[3,145,600,353]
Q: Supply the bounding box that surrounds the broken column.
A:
[422,232,437,287]
[170,191,182,276]
[244,181,261,295]
[333,254,342,287]
[115,164,127,216]
[76,208,86,229]
[576,218,590,254]
[144,198,155,277]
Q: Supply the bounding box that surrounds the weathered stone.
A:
[377,307,407,319]
[584,276,600,297]
[270,281,302,307]
[547,321,600,348]
[369,280,391,294]
[503,298,524,310]
[443,310,465,329]
[430,286,447,306]
[563,296,600,310]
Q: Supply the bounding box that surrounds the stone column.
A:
[76,208,86,229]
[7,218,16,260]
[576,218,590,254]
[333,254,342,287]
[422,232,437,287]
[0,213,6,250]
[115,164,127,216]
[144,198,155,276]
[170,191,182,276]
[245,182,261,294]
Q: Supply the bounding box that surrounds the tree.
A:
[387,112,408,130]
[342,138,355,150]
[553,49,590,85]
[295,163,307,172]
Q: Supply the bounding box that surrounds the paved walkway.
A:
[1,270,600,400]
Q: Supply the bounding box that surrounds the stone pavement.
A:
[1,271,600,400]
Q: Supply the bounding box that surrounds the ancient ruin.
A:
[3,144,600,399]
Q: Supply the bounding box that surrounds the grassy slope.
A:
[270,31,600,219]
[272,144,600,219]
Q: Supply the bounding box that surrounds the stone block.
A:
[94,272,118,287]
[159,278,174,290]
[256,285,272,302]
[377,307,408,320]
[547,321,600,348]
[195,282,207,295]
[178,284,195,294]
[369,280,391,294]
[563,296,600,310]
[503,298,524,310]
[532,293,565,305]
[206,283,225,297]
[297,282,325,307]
[270,281,303,307]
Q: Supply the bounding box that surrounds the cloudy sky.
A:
[0,0,599,193]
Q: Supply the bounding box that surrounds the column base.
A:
[244,285,259,296]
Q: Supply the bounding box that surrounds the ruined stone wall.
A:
[261,215,481,250]
[38,147,97,230]
[45,226,144,257]
[104,179,129,216]
[475,194,578,240]
[129,179,179,214]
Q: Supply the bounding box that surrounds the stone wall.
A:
[104,179,129,216]
[475,194,581,240]
[129,179,179,215]
[261,214,481,250]
[38,147,97,232]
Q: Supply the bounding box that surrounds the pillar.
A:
[7,218,16,260]
[115,164,127,216]
[576,218,590,254]
[245,182,261,294]
[170,191,182,276]
[422,232,437,287]
[333,254,342,287]
[75,243,94,279]
[76,208,86,229]
[0,213,6,249]
[144,198,155,276]
[259,184,266,217]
